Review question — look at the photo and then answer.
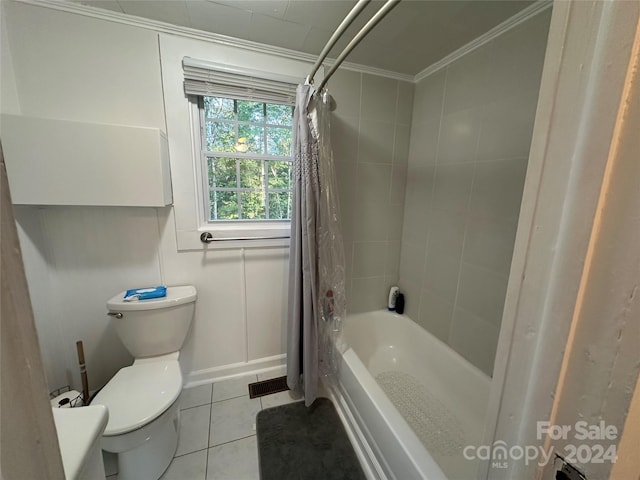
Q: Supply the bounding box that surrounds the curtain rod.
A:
[316,0,401,93]
[306,0,371,85]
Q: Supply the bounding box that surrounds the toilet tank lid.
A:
[107,285,197,311]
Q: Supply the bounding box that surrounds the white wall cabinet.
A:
[1,114,172,206]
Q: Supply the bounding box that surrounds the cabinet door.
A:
[1,115,172,207]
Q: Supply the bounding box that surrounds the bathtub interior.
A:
[341,310,491,479]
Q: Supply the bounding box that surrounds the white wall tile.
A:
[386,204,406,244]
[422,251,461,305]
[463,216,518,275]
[449,307,500,376]
[437,107,482,164]
[390,166,407,206]
[355,163,392,205]
[427,209,467,260]
[442,48,490,115]
[401,197,431,247]
[456,263,509,328]
[393,124,411,166]
[332,115,360,164]
[469,158,528,222]
[408,116,440,166]
[352,242,387,278]
[418,289,454,343]
[358,118,395,164]
[349,276,389,313]
[385,242,401,277]
[396,81,415,126]
[405,158,436,207]
[432,163,475,213]
[352,200,391,242]
[476,94,538,162]
[400,279,420,320]
[398,13,549,375]
[329,70,362,119]
[399,242,426,288]
[483,9,551,104]
[412,70,446,124]
[361,74,397,120]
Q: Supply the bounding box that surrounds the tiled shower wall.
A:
[329,70,413,313]
[399,10,552,375]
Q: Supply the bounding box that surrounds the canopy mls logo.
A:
[464,421,618,469]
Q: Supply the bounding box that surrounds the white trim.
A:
[240,248,249,364]
[414,0,553,82]
[15,0,414,83]
[183,353,286,387]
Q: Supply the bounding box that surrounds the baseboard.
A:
[326,381,387,480]
[184,354,286,387]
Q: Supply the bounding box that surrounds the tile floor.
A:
[105,366,302,480]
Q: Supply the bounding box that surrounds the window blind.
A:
[183,57,300,105]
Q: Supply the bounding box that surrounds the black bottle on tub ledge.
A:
[395,293,405,314]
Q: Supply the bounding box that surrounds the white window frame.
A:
[158,34,314,251]
[189,99,292,244]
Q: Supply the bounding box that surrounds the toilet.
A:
[92,285,197,480]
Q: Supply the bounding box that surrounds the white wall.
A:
[1,1,410,393]
[0,3,20,115]
[5,1,165,127]
[398,10,551,375]
[2,2,290,391]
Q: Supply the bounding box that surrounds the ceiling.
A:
[67,0,535,76]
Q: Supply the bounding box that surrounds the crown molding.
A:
[14,0,414,83]
[414,0,552,83]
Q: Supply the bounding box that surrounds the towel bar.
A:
[200,232,290,243]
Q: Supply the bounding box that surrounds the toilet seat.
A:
[93,360,182,436]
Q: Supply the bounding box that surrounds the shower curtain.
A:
[286,84,346,407]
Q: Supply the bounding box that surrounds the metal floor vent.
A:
[248,376,289,399]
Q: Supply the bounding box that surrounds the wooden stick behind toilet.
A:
[76,340,89,405]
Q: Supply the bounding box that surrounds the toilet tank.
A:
[106,286,197,358]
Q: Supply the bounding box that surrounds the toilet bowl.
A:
[92,285,196,480]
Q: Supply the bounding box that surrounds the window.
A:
[198,95,294,223]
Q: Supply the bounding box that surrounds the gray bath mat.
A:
[256,398,366,480]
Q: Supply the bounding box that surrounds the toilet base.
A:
[102,399,181,480]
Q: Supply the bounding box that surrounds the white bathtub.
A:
[335,310,490,480]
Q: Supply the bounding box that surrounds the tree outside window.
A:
[201,96,294,222]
